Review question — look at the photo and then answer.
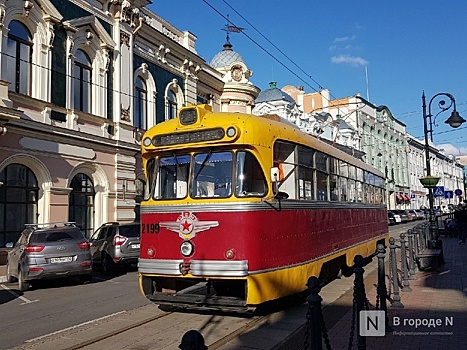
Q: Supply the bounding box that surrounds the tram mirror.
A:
[270,167,280,183]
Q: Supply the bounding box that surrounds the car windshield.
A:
[30,229,85,243]
[119,225,140,237]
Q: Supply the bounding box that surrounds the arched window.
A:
[167,89,177,119]
[4,20,32,95]
[0,164,38,246]
[134,76,147,129]
[69,173,95,238]
[73,49,92,113]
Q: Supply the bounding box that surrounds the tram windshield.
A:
[145,150,267,200]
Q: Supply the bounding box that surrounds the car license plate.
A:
[50,257,73,263]
[131,244,140,249]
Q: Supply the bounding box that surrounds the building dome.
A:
[210,42,244,68]
[255,82,296,105]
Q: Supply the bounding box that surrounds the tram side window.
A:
[274,141,297,199]
[315,152,328,201]
[330,158,339,201]
[235,151,267,197]
[348,179,356,202]
[158,155,190,199]
[297,145,314,200]
[193,151,233,198]
[339,177,348,201]
[144,158,156,200]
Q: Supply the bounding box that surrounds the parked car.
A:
[388,212,397,225]
[388,211,402,224]
[89,222,140,275]
[392,209,412,222]
[408,209,424,220]
[5,222,92,291]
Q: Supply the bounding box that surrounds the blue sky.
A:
[149,0,467,155]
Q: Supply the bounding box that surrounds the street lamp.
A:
[419,91,466,238]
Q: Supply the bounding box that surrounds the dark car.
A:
[6,222,92,291]
[89,222,140,275]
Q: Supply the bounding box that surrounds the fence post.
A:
[389,237,404,308]
[305,276,323,350]
[406,229,417,280]
[353,255,367,350]
[399,233,412,292]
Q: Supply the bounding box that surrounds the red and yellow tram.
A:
[138,104,388,311]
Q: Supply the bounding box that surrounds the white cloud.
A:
[333,35,356,43]
[436,143,467,156]
[331,54,369,67]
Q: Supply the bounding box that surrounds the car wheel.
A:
[102,254,114,276]
[79,274,93,284]
[18,268,30,292]
[6,262,16,283]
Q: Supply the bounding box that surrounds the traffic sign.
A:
[455,189,463,196]
[433,186,445,198]
[444,190,453,199]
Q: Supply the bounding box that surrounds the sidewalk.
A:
[325,235,467,349]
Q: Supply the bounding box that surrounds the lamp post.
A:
[420,91,466,238]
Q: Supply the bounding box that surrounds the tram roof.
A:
[143,105,384,178]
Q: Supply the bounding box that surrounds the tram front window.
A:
[156,154,190,199]
[192,151,233,198]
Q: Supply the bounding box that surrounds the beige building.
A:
[0,0,258,245]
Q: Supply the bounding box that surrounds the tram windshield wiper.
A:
[194,149,213,180]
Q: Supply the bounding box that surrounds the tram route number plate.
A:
[50,257,73,263]
[131,244,140,249]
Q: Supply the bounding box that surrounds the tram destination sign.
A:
[153,128,225,146]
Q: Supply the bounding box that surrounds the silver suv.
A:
[89,222,140,275]
[6,223,92,291]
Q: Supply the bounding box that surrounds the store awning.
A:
[396,194,403,201]
[404,194,410,201]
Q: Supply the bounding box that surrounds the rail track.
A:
[12,301,285,350]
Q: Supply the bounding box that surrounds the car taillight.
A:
[26,245,45,253]
[113,235,127,246]
[77,241,90,249]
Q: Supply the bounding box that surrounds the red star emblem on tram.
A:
[159,212,219,240]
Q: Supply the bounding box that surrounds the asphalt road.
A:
[0,221,420,350]
[0,266,151,350]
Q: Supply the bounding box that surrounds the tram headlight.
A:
[143,137,152,147]
[226,126,236,138]
[180,241,194,257]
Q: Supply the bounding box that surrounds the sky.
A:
[148,0,467,156]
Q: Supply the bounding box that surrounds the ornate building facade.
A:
[0,0,258,245]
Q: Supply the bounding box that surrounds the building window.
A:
[73,49,92,113]
[4,20,32,95]
[69,173,95,238]
[0,164,38,247]
[167,89,177,119]
[134,76,147,129]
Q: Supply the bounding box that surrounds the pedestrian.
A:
[179,330,208,350]
[453,205,467,244]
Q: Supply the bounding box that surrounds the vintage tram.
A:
[138,104,388,311]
